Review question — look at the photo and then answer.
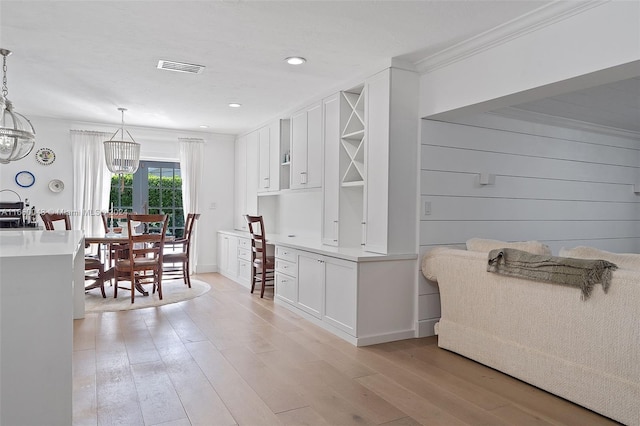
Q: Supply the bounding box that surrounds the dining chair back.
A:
[163,213,200,287]
[41,212,105,298]
[41,212,71,230]
[114,213,169,303]
[244,214,275,298]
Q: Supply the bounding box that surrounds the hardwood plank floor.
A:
[73,273,621,426]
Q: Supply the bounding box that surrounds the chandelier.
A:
[0,49,36,164]
[104,107,140,174]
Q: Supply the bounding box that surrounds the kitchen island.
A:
[0,230,84,426]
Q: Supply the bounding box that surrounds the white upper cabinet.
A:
[257,119,288,193]
[234,131,259,231]
[258,125,271,192]
[290,101,322,189]
[322,93,340,246]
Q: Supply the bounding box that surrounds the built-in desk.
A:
[218,229,417,346]
[0,230,84,425]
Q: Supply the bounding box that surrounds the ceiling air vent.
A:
[157,60,205,74]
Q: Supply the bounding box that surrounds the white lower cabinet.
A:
[218,232,251,287]
[297,252,324,319]
[323,257,357,335]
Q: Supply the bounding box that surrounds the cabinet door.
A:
[268,120,282,192]
[322,93,340,246]
[324,258,357,336]
[234,136,247,231]
[275,273,297,305]
[258,126,271,193]
[363,69,390,254]
[306,101,323,189]
[218,234,229,274]
[296,252,324,318]
[246,130,259,216]
[290,109,308,189]
[228,236,239,277]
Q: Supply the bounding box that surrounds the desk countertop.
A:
[218,229,417,262]
[0,230,84,258]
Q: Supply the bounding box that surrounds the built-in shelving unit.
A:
[340,87,365,186]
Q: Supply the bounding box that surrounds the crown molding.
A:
[414,0,607,74]
[489,107,640,141]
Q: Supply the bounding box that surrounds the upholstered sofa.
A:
[422,240,639,426]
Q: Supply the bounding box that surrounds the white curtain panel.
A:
[71,130,112,234]
[179,138,204,273]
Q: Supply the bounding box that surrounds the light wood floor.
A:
[73,273,619,426]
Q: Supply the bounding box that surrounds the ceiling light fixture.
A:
[0,49,36,164]
[104,108,140,174]
[285,56,306,65]
[228,103,242,108]
[199,125,209,129]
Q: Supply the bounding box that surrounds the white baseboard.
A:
[416,318,439,337]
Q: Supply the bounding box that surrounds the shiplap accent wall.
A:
[417,112,640,336]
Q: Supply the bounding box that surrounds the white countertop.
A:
[0,230,84,258]
[219,229,416,262]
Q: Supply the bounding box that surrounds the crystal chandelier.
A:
[104,107,140,174]
[0,49,36,164]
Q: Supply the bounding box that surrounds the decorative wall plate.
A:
[35,147,56,165]
[15,170,35,188]
[48,179,64,193]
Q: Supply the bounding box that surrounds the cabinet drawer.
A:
[275,246,297,263]
[275,259,297,277]
[238,259,252,282]
[275,273,297,305]
[238,237,251,249]
[238,247,251,262]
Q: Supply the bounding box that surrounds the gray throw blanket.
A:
[487,248,617,300]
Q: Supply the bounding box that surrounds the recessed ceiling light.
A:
[285,56,306,65]
[228,103,242,108]
[199,125,209,128]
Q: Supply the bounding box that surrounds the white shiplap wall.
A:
[417,112,640,335]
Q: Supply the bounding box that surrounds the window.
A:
[109,161,184,237]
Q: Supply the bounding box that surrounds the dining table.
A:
[85,231,174,296]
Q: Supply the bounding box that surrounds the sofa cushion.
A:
[466,238,552,256]
[559,246,640,271]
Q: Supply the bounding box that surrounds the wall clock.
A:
[15,170,35,188]
[35,147,56,165]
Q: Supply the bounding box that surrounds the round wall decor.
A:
[48,179,65,193]
[15,170,35,188]
[35,147,56,165]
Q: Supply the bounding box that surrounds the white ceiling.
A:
[0,0,555,135]
[500,77,640,134]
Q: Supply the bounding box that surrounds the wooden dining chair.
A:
[100,211,130,267]
[40,212,106,298]
[114,213,169,303]
[244,214,275,298]
[163,213,200,287]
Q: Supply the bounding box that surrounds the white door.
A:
[258,126,271,192]
[234,136,247,231]
[297,252,324,318]
[218,234,229,274]
[306,101,323,189]
[290,109,308,189]
[245,130,259,216]
[324,258,357,336]
[322,93,340,246]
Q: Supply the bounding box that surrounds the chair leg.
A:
[184,260,191,288]
[157,268,163,300]
[99,265,106,298]
[250,264,256,294]
[130,270,136,304]
[114,272,118,298]
[260,268,266,298]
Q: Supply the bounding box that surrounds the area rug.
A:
[85,279,211,313]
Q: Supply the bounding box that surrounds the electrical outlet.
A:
[209,202,217,210]
[423,201,431,215]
